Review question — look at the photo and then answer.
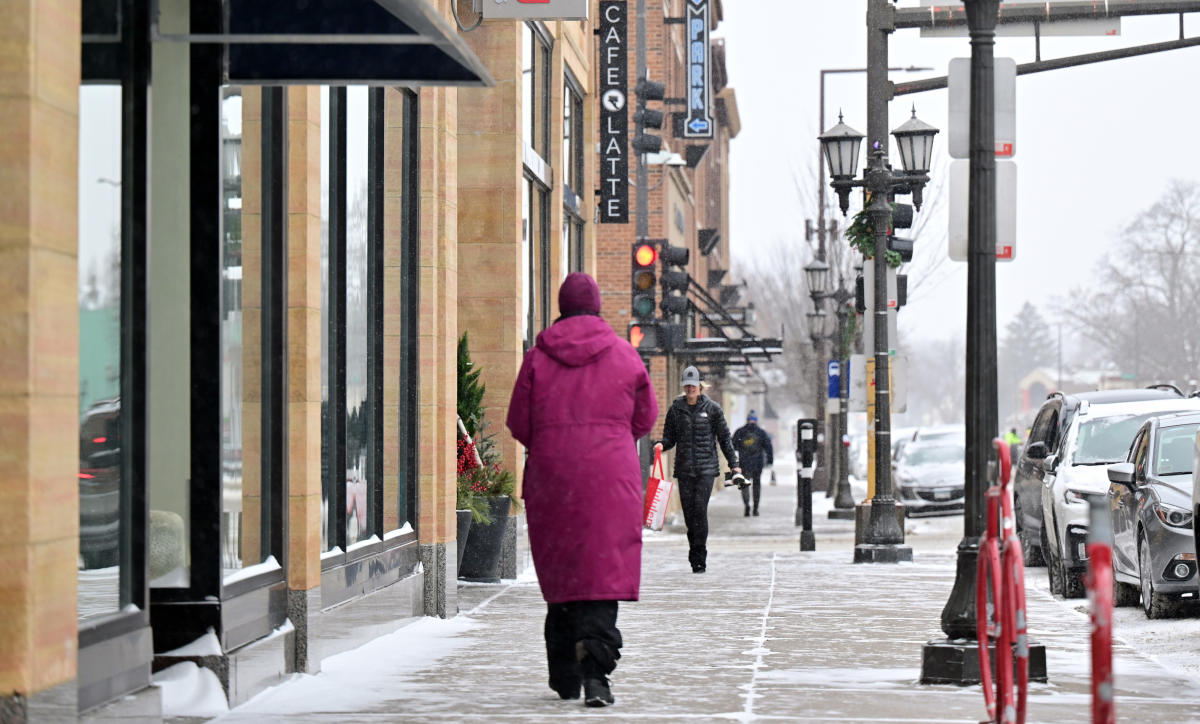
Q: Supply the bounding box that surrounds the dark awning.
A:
[225,0,494,86]
[82,0,494,87]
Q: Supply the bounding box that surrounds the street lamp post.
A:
[813,66,929,501]
[803,258,831,516]
[828,284,856,519]
[919,0,1047,685]
[819,107,937,564]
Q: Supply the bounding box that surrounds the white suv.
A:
[1032,393,1200,598]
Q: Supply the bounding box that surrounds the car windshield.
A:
[902,445,962,466]
[1073,412,1174,465]
[1155,423,1199,476]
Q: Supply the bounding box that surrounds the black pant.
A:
[545,600,622,690]
[740,470,763,511]
[677,475,714,569]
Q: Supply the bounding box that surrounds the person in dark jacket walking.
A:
[507,273,658,708]
[654,366,739,573]
[732,411,773,517]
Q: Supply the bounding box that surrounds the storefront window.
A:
[220,86,277,577]
[345,86,373,547]
[384,88,419,535]
[77,85,123,619]
[322,86,392,553]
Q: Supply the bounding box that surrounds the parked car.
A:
[1108,412,1200,618]
[911,424,965,444]
[79,397,122,569]
[894,439,966,517]
[1017,388,1200,598]
[891,426,920,462]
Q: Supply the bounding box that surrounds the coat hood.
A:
[535,314,618,367]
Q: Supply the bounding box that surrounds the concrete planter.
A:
[455,509,474,572]
[458,496,511,583]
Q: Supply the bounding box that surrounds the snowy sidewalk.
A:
[211,469,1200,722]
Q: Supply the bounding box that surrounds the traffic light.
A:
[631,241,658,321]
[627,321,660,353]
[632,79,665,155]
[886,202,915,263]
[659,243,689,316]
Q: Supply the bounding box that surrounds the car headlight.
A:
[1063,488,1090,505]
[1153,503,1193,529]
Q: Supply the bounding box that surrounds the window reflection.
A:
[345,86,372,546]
[78,86,123,619]
[220,86,275,578]
[320,86,332,552]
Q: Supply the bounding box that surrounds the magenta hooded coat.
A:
[506,314,658,604]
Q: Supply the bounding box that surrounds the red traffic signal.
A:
[634,243,657,267]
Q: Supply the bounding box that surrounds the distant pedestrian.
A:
[654,366,740,573]
[732,411,773,516]
[1004,427,1022,460]
[507,272,658,708]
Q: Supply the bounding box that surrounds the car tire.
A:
[1139,535,1175,619]
[1114,578,1140,607]
[1043,524,1064,597]
[1062,566,1085,599]
[1017,502,1045,567]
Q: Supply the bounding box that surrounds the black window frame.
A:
[319,87,421,607]
[148,5,289,655]
[526,22,553,160]
[76,0,155,712]
[562,71,584,196]
[323,86,387,563]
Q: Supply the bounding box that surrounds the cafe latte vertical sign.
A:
[599,0,628,223]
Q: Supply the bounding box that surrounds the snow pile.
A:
[217,616,480,718]
[153,662,229,718]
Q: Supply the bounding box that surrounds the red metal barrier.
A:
[1085,499,1115,724]
[977,438,1027,724]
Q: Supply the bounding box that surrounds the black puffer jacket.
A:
[658,394,738,478]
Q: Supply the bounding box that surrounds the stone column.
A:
[285,85,324,673]
[416,38,460,616]
[0,0,82,718]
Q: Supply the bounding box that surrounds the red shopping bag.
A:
[642,448,673,531]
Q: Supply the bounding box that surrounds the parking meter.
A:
[797,419,817,475]
[796,418,818,551]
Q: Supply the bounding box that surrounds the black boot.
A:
[583,676,614,707]
[577,641,617,707]
[744,506,750,517]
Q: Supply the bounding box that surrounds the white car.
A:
[1039,395,1200,598]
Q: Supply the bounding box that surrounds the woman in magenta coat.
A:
[506,272,658,708]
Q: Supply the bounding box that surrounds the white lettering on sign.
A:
[683,0,713,139]
[599,1,628,222]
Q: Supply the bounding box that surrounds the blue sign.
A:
[827,360,840,399]
[683,0,713,140]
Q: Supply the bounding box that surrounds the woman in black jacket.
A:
[654,366,740,573]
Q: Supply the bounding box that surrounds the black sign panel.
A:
[683,0,713,139]
[599,0,628,223]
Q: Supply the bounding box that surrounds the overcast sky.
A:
[721,1,1200,350]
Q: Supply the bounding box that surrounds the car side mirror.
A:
[1107,462,1135,486]
[1025,441,1047,460]
[1042,453,1059,473]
